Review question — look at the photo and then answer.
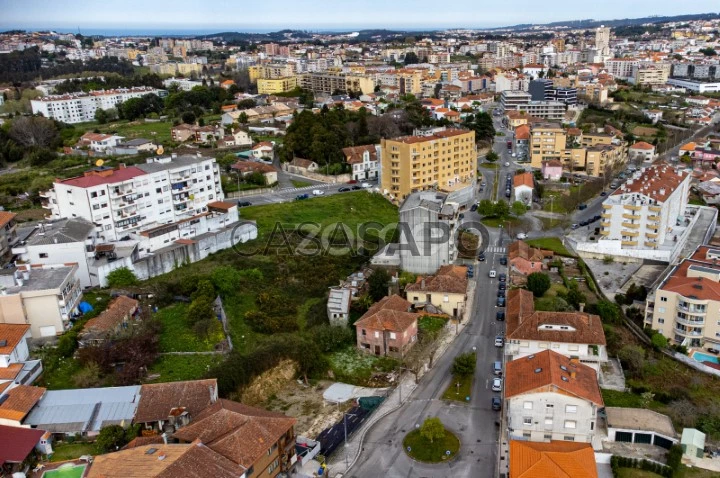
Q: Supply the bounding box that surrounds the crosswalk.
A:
[484,246,506,254]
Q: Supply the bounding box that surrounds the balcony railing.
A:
[676,316,705,327]
[674,327,703,338]
[622,222,640,229]
[677,304,706,315]
[624,204,642,211]
[621,240,638,246]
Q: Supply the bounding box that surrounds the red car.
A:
[347,179,358,184]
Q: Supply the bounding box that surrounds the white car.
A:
[494,336,504,348]
[504,162,510,167]
[312,189,325,196]
[492,377,502,392]
[516,233,527,240]
[361,182,372,189]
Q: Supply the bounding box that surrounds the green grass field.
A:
[147,354,224,383]
[442,375,473,402]
[418,316,447,335]
[49,442,95,462]
[403,429,460,463]
[291,179,314,188]
[98,120,173,145]
[156,303,225,352]
[524,237,572,256]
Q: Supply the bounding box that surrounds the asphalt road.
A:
[349,227,507,478]
[232,178,379,206]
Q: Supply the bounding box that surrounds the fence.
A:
[225,187,277,198]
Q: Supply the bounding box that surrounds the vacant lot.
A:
[156,303,225,352]
[99,119,173,145]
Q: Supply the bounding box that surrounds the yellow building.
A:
[381,128,476,202]
[126,49,141,60]
[248,65,263,83]
[581,133,613,148]
[258,76,299,94]
[584,144,627,177]
[176,63,203,76]
[529,123,567,169]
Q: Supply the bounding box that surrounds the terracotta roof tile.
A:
[354,294,419,333]
[505,350,603,406]
[405,265,468,295]
[82,296,138,336]
[610,163,688,203]
[342,145,378,165]
[631,141,655,150]
[135,379,218,424]
[290,157,316,169]
[513,173,534,189]
[0,363,23,381]
[172,399,295,468]
[0,324,30,355]
[0,385,45,422]
[231,160,278,174]
[0,424,45,465]
[0,211,17,229]
[508,241,550,263]
[509,440,597,478]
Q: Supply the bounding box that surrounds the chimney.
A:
[570,371,576,379]
[161,433,168,445]
[578,302,585,313]
[421,279,426,290]
[196,152,202,158]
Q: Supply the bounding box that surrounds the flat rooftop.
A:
[0,267,74,293]
[606,407,678,438]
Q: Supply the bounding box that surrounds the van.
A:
[493,361,502,376]
[489,269,496,278]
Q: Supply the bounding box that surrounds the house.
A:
[433,108,461,122]
[113,138,158,155]
[0,211,17,261]
[23,385,140,437]
[541,160,563,181]
[629,141,656,162]
[508,241,553,276]
[286,158,319,175]
[231,160,279,185]
[78,133,125,153]
[0,324,42,388]
[514,124,530,150]
[509,440,597,478]
[229,128,253,148]
[342,144,379,181]
[134,379,218,433]
[172,399,297,477]
[605,407,678,450]
[644,109,663,124]
[327,288,352,327]
[0,425,48,474]
[354,295,419,358]
[696,180,720,205]
[250,141,275,160]
[505,350,604,443]
[220,79,235,90]
[405,265,468,317]
[513,172,534,205]
[505,289,608,368]
[679,142,696,159]
[86,440,246,478]
[0,384,46,427]
[171,124,196,142]
[79,295,139,346]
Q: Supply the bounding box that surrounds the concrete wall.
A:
[282,163,351,184]
[23,295,64,337]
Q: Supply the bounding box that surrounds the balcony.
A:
[649,205,662,212]
[674,327,704,338]
[646,232,659,239]
[621,222,640,229]
[622,213,640,220]
[601,221,611,227]
[624,204,642,211]
[599,230,610,236]
[623,230,639,237]
[647,215,660,221]
[677,304,706,315]
[676,316,705,327]
[621,240,638,246]
[645,241,658,248]
[601,213,612,219]
[602,204,612,210]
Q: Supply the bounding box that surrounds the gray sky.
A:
[2,0,718,32]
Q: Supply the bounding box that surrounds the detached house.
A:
[0,324,42,389]
[354,295,419,358]
[508,241,553,277]
[231,160,279,185]
[405,265,468,317]
[342,145,380,181]
[506,289,607,369]
[509,440,598,478]
[79,295,139,347]
[286,158,319,175]
[513,173,534,205]
[250,141,275,160]
[134,379,219,433]
[505,350,604,443]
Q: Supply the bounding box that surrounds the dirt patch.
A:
[264,379,354,438]
[632,126,658,137]
[241,359,298,406]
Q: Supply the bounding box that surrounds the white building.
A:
[505,350,604,443]
[0,324,42,389]
[162,77,204,91]
[628,141,657,162]
[30,87,166,124]
[342,145,380,181]
[79,133,125,153]
[599,164,691,254]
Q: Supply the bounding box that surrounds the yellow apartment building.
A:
[380,128,476,202]
[258,77,298,94]
[529,123,567,168]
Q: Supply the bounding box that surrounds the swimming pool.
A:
[42,464,87,478]
[692,351,720,364]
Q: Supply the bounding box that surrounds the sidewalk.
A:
[327,280,475,476]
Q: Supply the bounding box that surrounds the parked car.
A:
[492,396,502,410]
[496,296,505,307]
[361,182,372,188]
[505,189,511,198]
[516,233,527,240]
[571,223,579,229]
[499,273,506,282]
[496,311,505,321]
[504,162,510,167]
[478,252,486,262]
[237,201,252,207]
[470,204,478,212]
[481,182,487,187]
[351,185,362,190]
[498,282,506,291]
[295,194,309,200]
[489,269,497,278]
[600,191,607,196]
[492,377,503,392]
[338,187,350,192]
[312,189,325,196]
[578,204,588,210]
[497,290,505,299]
[459,213,465,219]
[499,256,507,266]
[593,215,601,222]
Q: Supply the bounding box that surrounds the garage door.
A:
[615,431,633,443]
[40,325,57,337]
[634,433,652,444]
[654,436,674,449]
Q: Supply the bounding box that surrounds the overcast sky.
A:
[2,0,718,32]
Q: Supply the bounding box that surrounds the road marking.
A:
[484,246,506,253]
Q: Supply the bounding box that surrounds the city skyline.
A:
[2,0,719,34]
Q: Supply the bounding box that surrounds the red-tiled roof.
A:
[513,173,534,189]
[611,163,688,203]
[83,296,138,336]
[508,241,550,262]
[515,124,530,140]
[405,265,468,295]
[0,324,30,354]
[58,166,146,188]
[631,141,655,150]
[509,440,597,478]
[342,145,377,164]
[0,424,45,465]
[0,211,17,228]
[135,379,218,424]
[387,128,473,144]
[0,385,46,422]
[354,294,419,333]
[505,350,603,406]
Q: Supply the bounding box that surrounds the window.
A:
[564,420,577,429]
[544,418,553,426]
[544,434,552,440]
[39,253,48,258]
[523,417,532,425]
[361,329,366,336]
[568,345,579,352]
[523,401,533,410]
[522,432,531,438]
[389,332,397,340]
[563,435,575,441]
[657,307,665,313]
[565,405,577,413]
[443,295,449,302]
[539,343,548,349]
[660,296,668,302]
[546,404,554,409]
[658,319,664,324]
[374,331,379,338]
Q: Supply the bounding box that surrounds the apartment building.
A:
[380,128,476,202]
[501,90,566,120]
[258,76,298,94]
[299,72,374,95]
[645,245,720,348]
[630,64,671,86]
[43,154,224,242]
[0,265,82,338]
[585,144,627,177]
[0,212,17,261]
[30,87,166,124]
[505,350,604,443]
[501,90,532,111]
[600,164,690,252]
[605,59,640,80]
[529,123,567,168]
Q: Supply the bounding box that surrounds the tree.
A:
[452,352,476,377]
[565,282,586,310]
[485,151,499,162]
[106,267,139,288]
[312,324,354,353]
[181,111,196,124]
[404,52,419,65]
[95,424,138,453]
[187,296,215,325]
[191,280,216,301]
[666,445,683,472]
[368,268,391,302]
[217,153,238,171]
[9,116,59,148]
[419,417,445,444]
[618,345,645,373]
[595,300,621,324]
[651,333,668,350]
[511,201,526,217]
[526,273,551,297]
[493,201,510,218]
[94,108,109,124]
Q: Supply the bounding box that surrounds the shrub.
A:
[452,352,476,377]
[106,267,139,288]
[666,444,683,472]
[526,272,551,297]
[311,324,354,353]
[186,296,216,325]
[651,333,668,350]
[419,417,446,443]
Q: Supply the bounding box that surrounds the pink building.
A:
[541,160,563,181]
[354,295,419,358]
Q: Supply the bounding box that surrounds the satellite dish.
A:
[95,159,104,167]
[156,146,164,155]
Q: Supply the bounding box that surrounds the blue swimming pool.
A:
[693,351,720,364]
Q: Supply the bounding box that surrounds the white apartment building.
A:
[605,59,640,80]
[505,350,604,443]
[30,87,166,124]
[162,77,204,91]
[599,164,690,252]
[645,245,720,348]
[0,265,82,338]
[43,154,224,243]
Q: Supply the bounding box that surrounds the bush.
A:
[368,268,391,302]
[191,280,216,302]
[651,333,668,350]
[526,272,551,297]
[452,352,476,377]
[666,444,683,472]
[420,417,446,443]
[106,267,139,288]
[186,296,215,325]
[95,424,140,453]
[311,324,354,353]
